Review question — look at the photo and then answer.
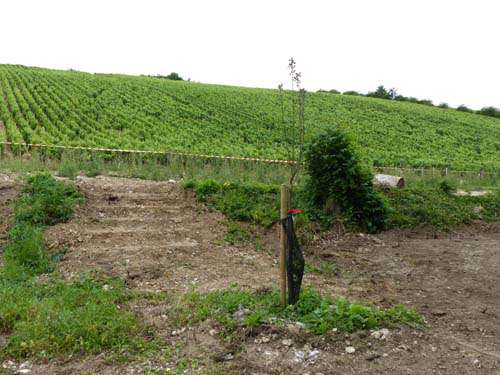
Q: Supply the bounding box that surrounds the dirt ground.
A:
[1,174,499,374]
[0,173,20,258]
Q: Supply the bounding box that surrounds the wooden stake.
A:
[280,184,289,306]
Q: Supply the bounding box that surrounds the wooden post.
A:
[280,184,289,306]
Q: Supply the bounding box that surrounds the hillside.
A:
[0,64,498,171]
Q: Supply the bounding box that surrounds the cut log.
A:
[373,174,405,188]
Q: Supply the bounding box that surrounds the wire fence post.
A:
[280,184,289,307]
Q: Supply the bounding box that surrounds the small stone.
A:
[371,328,389,340]
[293,350,305,362]
[261,336,270,343]
[223,353,234,361]
[345,346,356,354]
[308,349,321,362]
[233,307,251,322]
[282,339,293,347]
[209,329,218,336]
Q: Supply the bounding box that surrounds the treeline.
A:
[319,85,500,119]
[143,72,184,81]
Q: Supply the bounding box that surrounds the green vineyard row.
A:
[0,64,498,171]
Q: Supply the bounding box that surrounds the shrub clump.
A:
[4,173,81,275]
[14,173,82,227]
[171,286,423,335]
[184,179,279,227]
[304,127,388,233]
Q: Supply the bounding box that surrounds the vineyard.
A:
[0,64,499,171]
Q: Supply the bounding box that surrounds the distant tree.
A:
[457,104,473,113]
[367,85,390,99]
[417,99,434,106]
[438,102,449,109]
[165,72,183,81]
[477,106,500,118]
[329,89,340,94]
[343,90,361,96]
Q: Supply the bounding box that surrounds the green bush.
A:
[304,127,388,233]
[457,104,473,113]
[15,173,81,227]
[4,225,51,275]
[477,106,500,118]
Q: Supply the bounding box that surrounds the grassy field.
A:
[0,64,498,171]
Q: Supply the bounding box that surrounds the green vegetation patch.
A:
[171,286,423,335]
[184,177,499,232]
[13,173,82,227]
[0,275,149,359]
[4,173,82,275]
[387,187,500,229]
[184,179,279,227]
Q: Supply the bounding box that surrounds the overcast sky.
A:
[1,0,498,109]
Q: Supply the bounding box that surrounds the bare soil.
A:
[0,173,20,254]
[1,175,499,374]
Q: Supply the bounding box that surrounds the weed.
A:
[0,274,151,359]
[3,225,51,275]
[14,173,82,227]
[57,159,79,179]
[170,286,423,335]
[223,220,252,245]
[305,261,338,276]
[184,179,279,227]
[387,187,499,229]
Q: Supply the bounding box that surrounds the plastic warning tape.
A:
[0,141,298,165]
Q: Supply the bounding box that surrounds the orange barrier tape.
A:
[0,141,298,165]
[1,142,497,175]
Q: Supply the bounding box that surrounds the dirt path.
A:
[46,176,278,293]
[2,174,499,374]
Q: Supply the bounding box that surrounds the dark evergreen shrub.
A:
[304,127,388,233]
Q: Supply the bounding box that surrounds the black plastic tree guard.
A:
[282,213,305,305]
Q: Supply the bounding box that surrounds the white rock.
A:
[19,370,31,374]
[209,329,218,336]
[293,350,305,362]
[308,349,321,362]
[282,339,293,347]
[345,346,356,354]
[233,307,251,322]
[371,328,390,340]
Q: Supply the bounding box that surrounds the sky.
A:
[1,0,498,109]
